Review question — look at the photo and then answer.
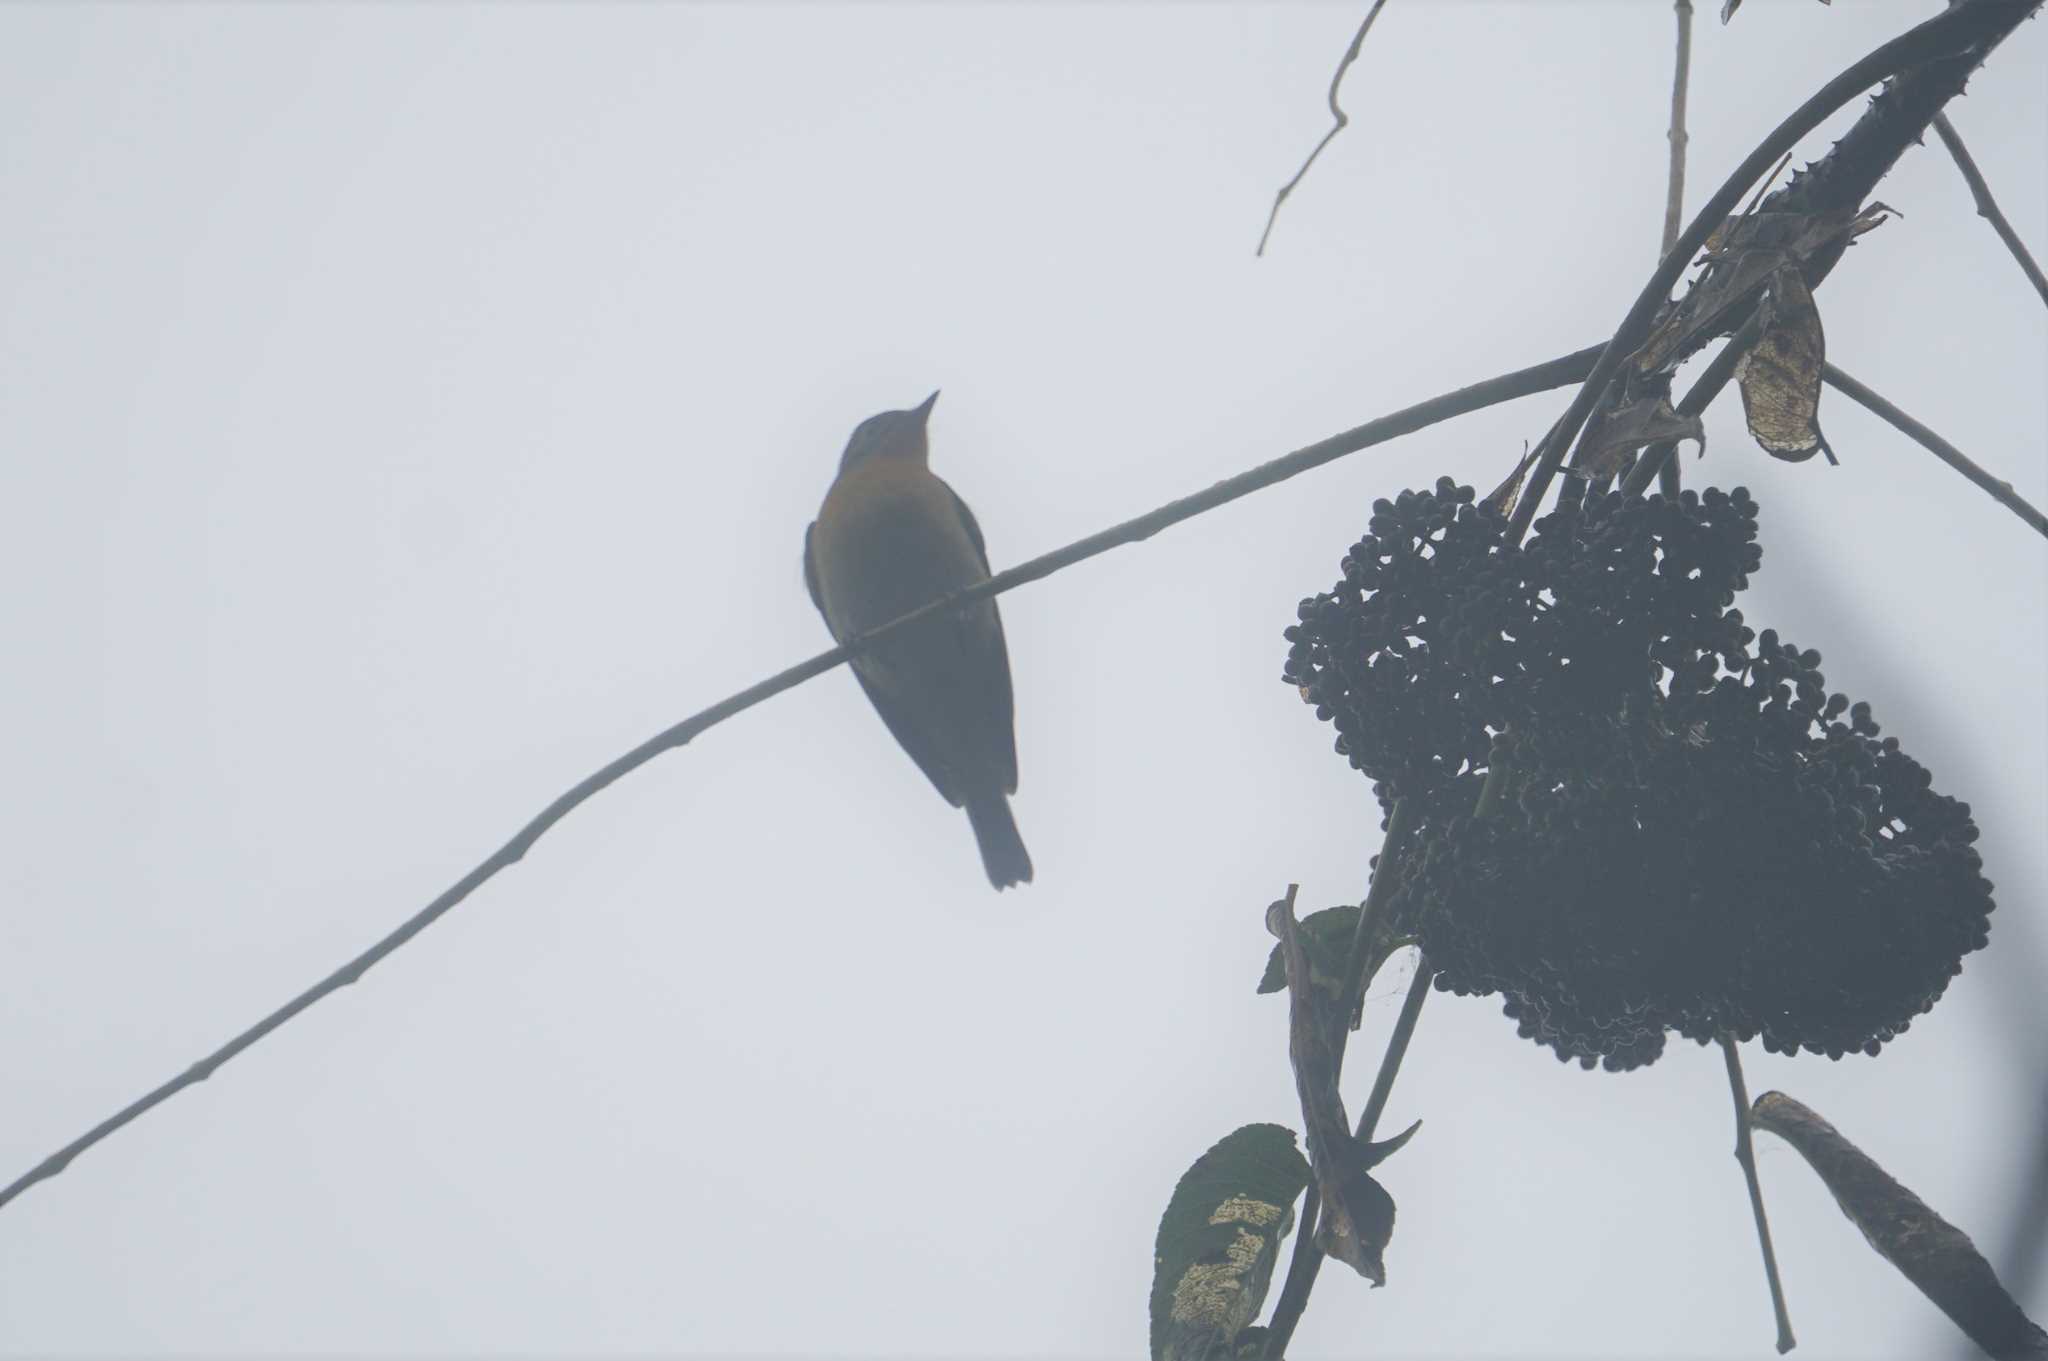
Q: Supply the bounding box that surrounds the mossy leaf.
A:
[1150,1124,1312,1361]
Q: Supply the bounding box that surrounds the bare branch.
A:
[0,341,1604,1215]
[1823,362,2046,539]
[1753,1091,2048,1360]
[1341,796,1417,1028]
[1931,112,2048,308]
[1355,961,1432,1149]
[1658,0,1696,499]
[1256,1,1392,257]
[1722,1036,1798,1354]
[1663,0,1696,259]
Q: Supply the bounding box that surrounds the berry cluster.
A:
[1282,479,1992,1069]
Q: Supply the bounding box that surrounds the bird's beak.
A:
[915,390,940,423]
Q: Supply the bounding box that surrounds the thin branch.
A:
[1823,361,2047,539]
[1256,0,1392,257]
[0,342,1607,1216]
[1663,0,1695,259]
[1745,150,1797,220]
[1753,1090,2048,1360]
[1341,796,1417,1028]
[1265,1180,1322,1358]
[1355,957,1432,1147]
[1722,1035,1798,1354]
[1658,0,1696,499]
[1932,111,2048,308]
[1509,0,2036,543]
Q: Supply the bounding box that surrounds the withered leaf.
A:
[1311,1119,1419,1287]
[1268,894,1351,1164]
[1267,895,1422,1288]
[1483,444,1534,518]
[1576,397,1706,482]
[1314,1162,1396,1285]
[1737,263,1835,463]
[1636,203,1891,375]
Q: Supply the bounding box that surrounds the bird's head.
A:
[839,390,939,471]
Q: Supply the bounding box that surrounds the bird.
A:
[803,391,1032,890]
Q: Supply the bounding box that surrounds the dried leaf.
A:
[1313,1161,1397,1285]
[1150,1124,1312,1361]
[1484,444,1534,518]
[1268,895,1419,1287]
[1576,397,1706,481]
[1737,264,1835,463]
[1635,204,1891,375]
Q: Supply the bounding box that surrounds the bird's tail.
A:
[966,795,1033,890]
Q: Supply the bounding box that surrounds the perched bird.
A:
[804,392,1032,889]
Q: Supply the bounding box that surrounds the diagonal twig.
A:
[0,341,1606,1215]
[1932,111,2048,308]
[1256,0,1392,257]
[1822,361,2047,539]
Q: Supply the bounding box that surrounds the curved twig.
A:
[1256,1,1392,257]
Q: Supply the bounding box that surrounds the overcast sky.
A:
[1,4,2043,1359]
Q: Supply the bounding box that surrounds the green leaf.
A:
[1150,1124,1312,1361]
[1255,904,1359,994]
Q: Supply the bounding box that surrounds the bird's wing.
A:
[947,486,991,574]
[810,506,966,805]
[848,662,965,807]
[802,520,825,616]
[944,483,1019,795]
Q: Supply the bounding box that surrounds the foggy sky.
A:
[1,4,2043,1358]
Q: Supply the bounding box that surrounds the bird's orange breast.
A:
[810,457,991,640]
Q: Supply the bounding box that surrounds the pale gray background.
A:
[1,3,2042,1358]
